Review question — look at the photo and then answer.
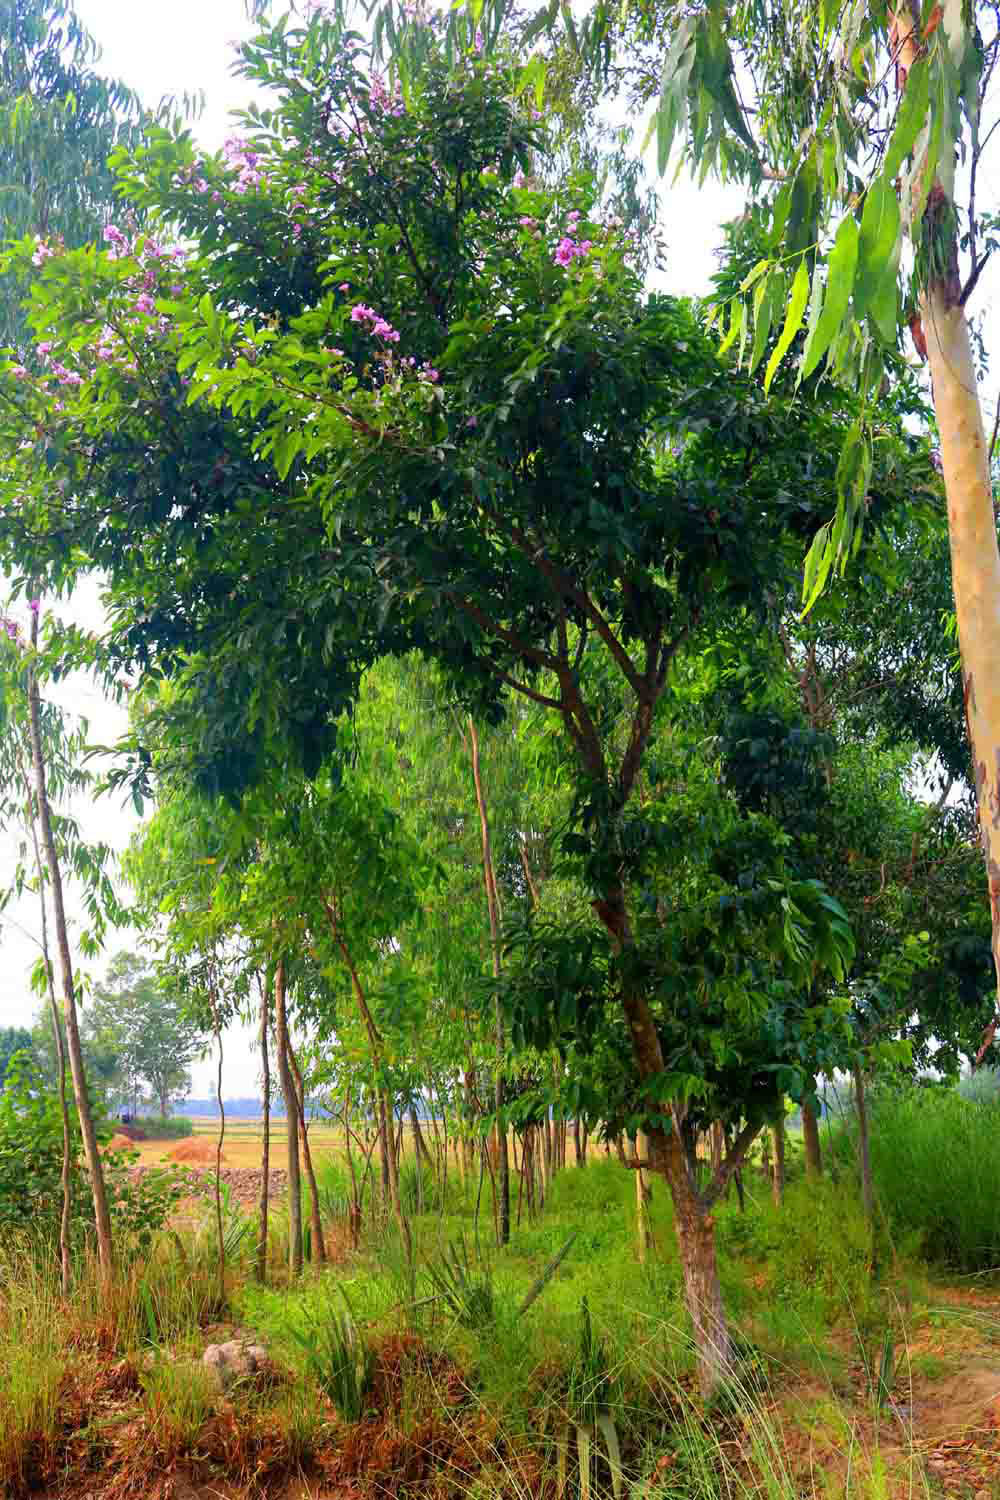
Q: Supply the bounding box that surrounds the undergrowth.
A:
[0,1134,990,1499]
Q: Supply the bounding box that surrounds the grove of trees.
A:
[0,0,997,1404]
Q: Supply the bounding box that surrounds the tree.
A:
[90,951,205,1116]
[0,1025,32,1084]
[0,11,930,1390]
[0,0,159,1282]
[507,0,1000,1031]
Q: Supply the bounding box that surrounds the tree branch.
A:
[703,1116,761,1209]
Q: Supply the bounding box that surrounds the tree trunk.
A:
[287,1039,326,1265]
[377,1090,391,1206]
[635,1129,652,1263]
[467,717,510,1245]
[409,1102,433,1170]
[24,773,72,1297]
[887,6,1000,1024]
[853,1061,875,1225]
[257,974,271,1284]
[657,1124,734,1395]
[594,876,739,1396]
[925,294,1000,998]
[574,1118,584,1166]
[207,979,226,1309]
[274,959,303,1275]
[382,1085,414,1275]
[802,1096,822,1179]
[771,1102,786,1208]
[26,614,113,1281]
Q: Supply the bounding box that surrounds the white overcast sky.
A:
[1,0,997,1097]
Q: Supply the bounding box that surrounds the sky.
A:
[1,0,997,1097]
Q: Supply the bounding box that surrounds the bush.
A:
[0,1054,193,1259]
[0,1053,89,1243]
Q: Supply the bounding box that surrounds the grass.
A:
[5,1102,1000,1499]
[828,1086,1000,1272]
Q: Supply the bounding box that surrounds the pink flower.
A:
[135,293,156,315]
[513,169,527,188]
[10,364,27,378]
[421,367,440,383]
[466,415,478,427]
[350,304,374,322]
[37,342,53,356]
[103,225,125,244]
[28,599,39,614]
[519,216,535,228]
[339,283,350,291]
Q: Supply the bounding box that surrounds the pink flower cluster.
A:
[369,74,405,117]
[350,304,400,342]
[222,136,267,193]
[31,237,56,268]
[553,236,593,267]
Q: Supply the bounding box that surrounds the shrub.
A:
[0,1055,194,1260]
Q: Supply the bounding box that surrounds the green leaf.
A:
[749,273,782,374]
[717,297,744,356]
[764,257,810,392]
[853,175,901,324]
[801,518,834,616]
[800,214,859,380]
[883,57,930,180]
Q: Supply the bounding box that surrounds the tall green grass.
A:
[832,1086,1000,1271]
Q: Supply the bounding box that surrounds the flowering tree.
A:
[0,9,938,1389]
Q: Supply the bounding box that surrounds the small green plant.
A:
[287,1291,373,1421]
[426,1235,496,1329]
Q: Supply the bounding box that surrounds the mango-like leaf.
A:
[764,257,809,392]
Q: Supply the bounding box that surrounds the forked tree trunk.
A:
[257,974,271,1284]
[802,1097,822,1178]
[321,896,415,1277]
[26,614,113,1281]
[274,959,303,1275]
[654,1128,735,1387]
[288,1039,326,1265]
[467,717,510,1245]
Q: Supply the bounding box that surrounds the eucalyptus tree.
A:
[0,603,124,1282]
[0,0,160,1280]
